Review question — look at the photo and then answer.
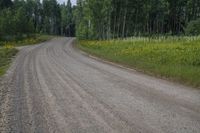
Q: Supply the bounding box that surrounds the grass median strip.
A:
[78,36,200,88]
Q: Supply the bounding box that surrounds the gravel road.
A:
[0,37,200,133]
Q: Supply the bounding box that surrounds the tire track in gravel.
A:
[0,37,200,133]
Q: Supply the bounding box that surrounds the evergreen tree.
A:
[75,0,200,39]
[0,0,12,9]
[1,0,200,40]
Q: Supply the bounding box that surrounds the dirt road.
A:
[0,38,200,133]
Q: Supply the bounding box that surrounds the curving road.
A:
[0,38,200,133]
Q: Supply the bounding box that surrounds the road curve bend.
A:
[0,37,200,133]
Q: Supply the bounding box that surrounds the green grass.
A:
[0,48,18,76]
[78,36,200,88]
[0,34,53,47]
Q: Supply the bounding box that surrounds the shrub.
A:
[186,18,200,35]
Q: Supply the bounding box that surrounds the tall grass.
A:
[78,36,200,88]
[0,47,18,76]
[0,34,53,47]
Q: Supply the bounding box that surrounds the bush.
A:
[186,18,200,35]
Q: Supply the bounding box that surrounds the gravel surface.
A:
[0,37,200,133]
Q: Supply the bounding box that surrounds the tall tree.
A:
[42,0,61,34]
[0,0,12,9]
[75,0,200,39]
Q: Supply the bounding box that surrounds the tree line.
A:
[1,0,200,41]
[75,0,200,40]
[0,0,75,41]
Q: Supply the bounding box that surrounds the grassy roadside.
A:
[0,34,53,76]
[0,47,18,76]
[78,37,200,88]
[0,34,54,47]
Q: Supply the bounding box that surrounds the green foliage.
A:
[0,7,35,39]
[79,36,200,87]
[75,0,112,40]
[13,35,54,46]
[42,0,61,35]
[186,19,200,35]
[0,35,53,47]
[0,8,15,36]
[14,7,34,34]
[0,0,75,39]
[0,0,12,9]
[75,0,200,40]
[60,0,75,36]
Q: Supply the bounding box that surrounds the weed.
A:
[78,36,200,88]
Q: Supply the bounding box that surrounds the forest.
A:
[0,0,200,40]
[0,0,75,41]
[75,0,200,39]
